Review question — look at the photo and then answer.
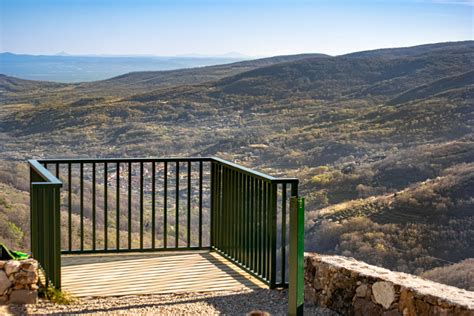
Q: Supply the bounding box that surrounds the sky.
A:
[0,0,472,57]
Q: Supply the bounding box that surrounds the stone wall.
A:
[0,259,39,304]
[305,253,474,316]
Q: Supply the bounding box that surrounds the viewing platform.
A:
[29,157,305,315]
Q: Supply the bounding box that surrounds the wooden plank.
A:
[61,251,266,297]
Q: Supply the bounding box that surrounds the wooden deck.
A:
[61,251,267,297]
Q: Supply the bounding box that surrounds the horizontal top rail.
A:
[37,157,212,164]
[211,157,298,183]
[28,159,62,187]
[35,157,298,184]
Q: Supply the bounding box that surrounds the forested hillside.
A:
[0,41,472,289]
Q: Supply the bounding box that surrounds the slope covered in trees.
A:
[0,41,472,289]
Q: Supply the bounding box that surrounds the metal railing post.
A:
[29,161,62,289]
[289,197,304,316]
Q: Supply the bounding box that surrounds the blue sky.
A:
[0,0,472,56]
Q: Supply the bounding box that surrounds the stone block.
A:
[372,281,396,309]
[0,271,11,294]
[354,297,383,316]
[4,261,21,276]
[9,289,37,304]
[19,260,38,272]
[356,284,369,298]
[14,270,38,285]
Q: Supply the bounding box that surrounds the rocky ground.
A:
[2,289,337,315]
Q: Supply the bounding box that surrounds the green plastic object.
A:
[0,243,29,260]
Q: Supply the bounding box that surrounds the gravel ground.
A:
[3,289,338,315]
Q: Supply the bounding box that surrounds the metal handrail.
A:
[37,157,298,184]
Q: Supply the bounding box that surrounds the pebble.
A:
[7,289,338,315]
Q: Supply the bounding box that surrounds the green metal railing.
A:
[29,157,304,314]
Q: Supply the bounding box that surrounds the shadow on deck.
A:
[61,251,267,297]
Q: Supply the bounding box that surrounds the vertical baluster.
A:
[92,163,96,251]
[187,161,191,248]
[281,183,287,284]
[270,182,278,286]
[244,174,249,267]
[222,167,227,253]
[230,169,234,257]
[213,163,219,249]
[268,182,273,282]
[116,162,120,250]
[264,182,270,280]
[104,162,108,250]
[152,161,156,249]
[199,161,203,248]
[67,163,72,252]
[140,162,144,249]
[258,179,263,276]
[218,165,223,250]
[236,171,240,260]
[263,181,268,280]
[164,162,168,248]
[234,170,238,259]
[217,163,221,249]
[251,177,256,271]
[235,171,239,260]
[128,162,132,250]
[235,171,240,261]
[239,172,244,264]
[80,163,84,251]
[175,161,180,248]
[254,177,259,272]
[227,167,231,255]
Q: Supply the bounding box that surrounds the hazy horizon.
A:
[1,39,472,59]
